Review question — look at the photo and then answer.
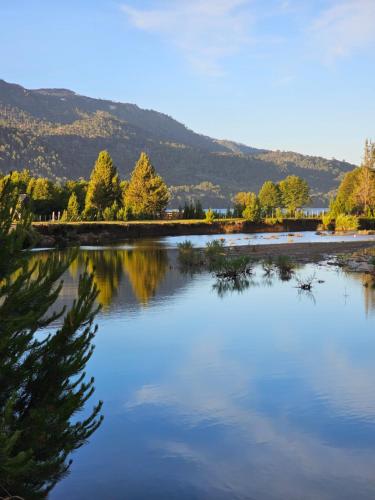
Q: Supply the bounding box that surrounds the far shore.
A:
[32,219,375,255]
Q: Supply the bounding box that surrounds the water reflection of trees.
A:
[70,248,169,308]
[347,272,375,314]
[82,250,124,308]
[213,277,258,298]
[122,249,168,305]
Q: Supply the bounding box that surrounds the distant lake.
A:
[40,244,375,500]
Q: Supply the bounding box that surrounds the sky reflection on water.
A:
[47,246,375,499]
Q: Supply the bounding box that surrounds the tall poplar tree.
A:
[84,150,120,218]
[124,152,169,219]
[258,181,281,215]
[0,181,103,498]
[278,175,310,215]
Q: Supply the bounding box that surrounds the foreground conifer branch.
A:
[0,180,103,499]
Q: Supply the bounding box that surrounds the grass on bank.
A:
[32,218,243,226]
[31,216,322,227]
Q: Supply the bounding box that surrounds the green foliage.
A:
[278,175,310,214]
[84,150,120,218]
[65,192,80,221]
[205,239,225,266]
[321,212,334,230]
[177,240,202,268]
[275,207,284,223]
[181,199,205,219]
[275,255,295,281]
[242,193,261,222]
[211,255,254,280]
[335,214,359,231]
[124,152,169,219]
[258,181,281,216]
[233,192,252,217]
[329,141,375,216]
[117,206,131,221]
[0,181,103,498]
[103,201,119,221]
[205,208,215,223]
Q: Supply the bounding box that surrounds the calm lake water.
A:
[43,244,375,499]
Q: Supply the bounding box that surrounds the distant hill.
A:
[0,79,355,207]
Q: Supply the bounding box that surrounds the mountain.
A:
[0,79,355,207]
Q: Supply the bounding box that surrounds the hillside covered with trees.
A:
[0,79,355,207]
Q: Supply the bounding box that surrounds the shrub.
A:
[205,208,215,223]
[335,214,359,231]
[211,255,254,280]
[177,240,202,267]
[321,213,334,230]
[205,239,225,264]
[294,209,304,220]
[178,240,194,251]
[264,217,278,225]
[117,206,131,221]
[275,255,295,281]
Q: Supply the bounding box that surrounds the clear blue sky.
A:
[1,0,374,164]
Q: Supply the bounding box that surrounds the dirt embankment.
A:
[33,219,320,247]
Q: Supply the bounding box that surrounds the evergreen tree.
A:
[194,199,205,219]
[84,151,120,218]
[124,152,169,219]
[278,175,309,215]
[66,192,80,221]
[0,181,103,498]
[258,181,281,216]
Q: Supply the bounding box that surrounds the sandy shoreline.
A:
[225,240,375,262]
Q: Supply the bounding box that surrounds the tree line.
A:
[1,151,170,222]
[232,175,310,222]
[1,151,314,222]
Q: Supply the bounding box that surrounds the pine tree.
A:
[84,150,120,218]
[0,180,103,498]
[124,152,169,219]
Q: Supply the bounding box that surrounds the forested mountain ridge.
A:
[0,79,355,207]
